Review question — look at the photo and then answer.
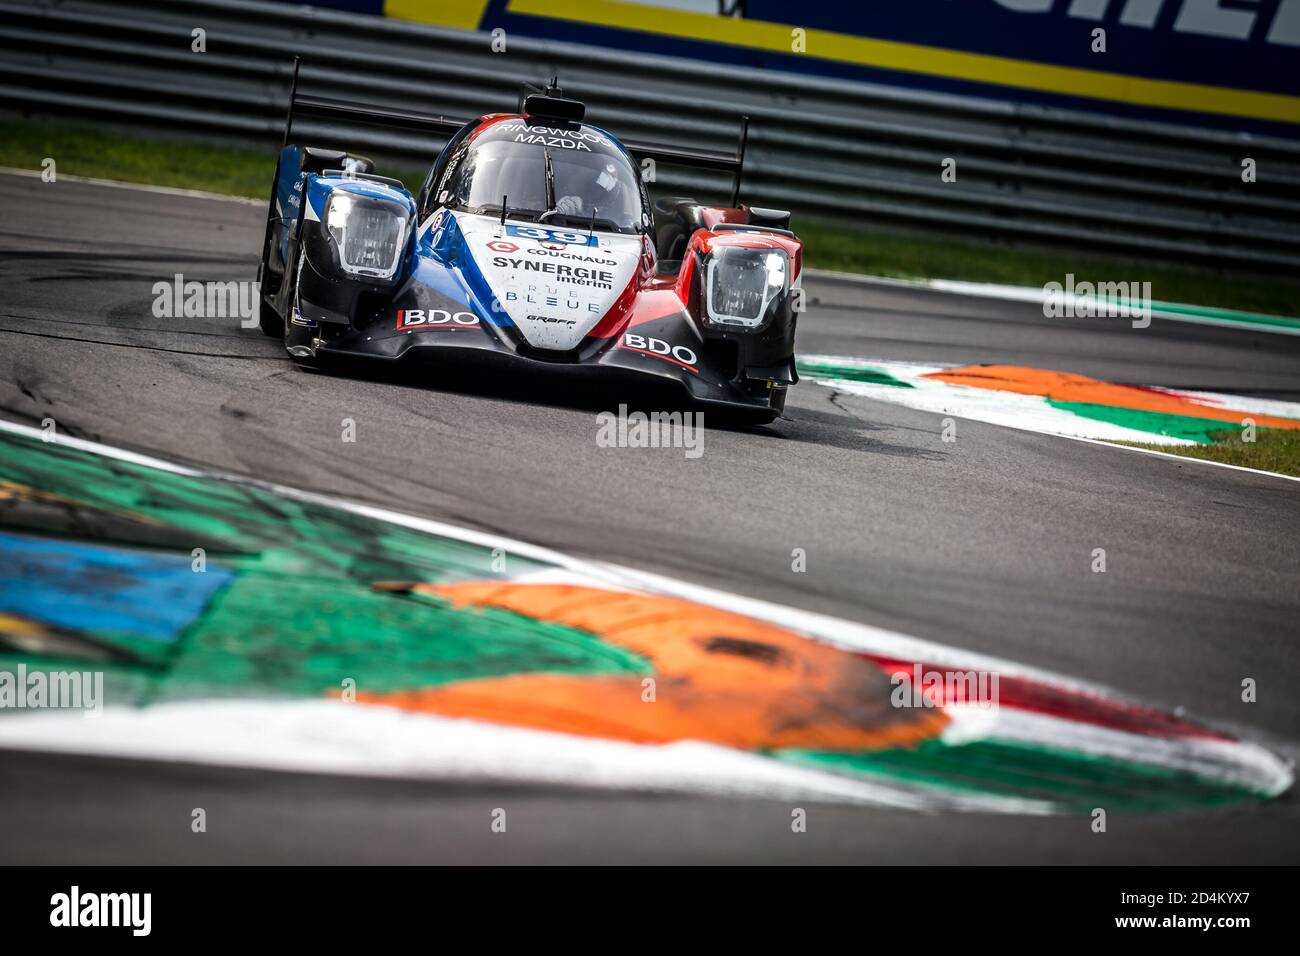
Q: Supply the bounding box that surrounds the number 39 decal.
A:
[506,224,598,247]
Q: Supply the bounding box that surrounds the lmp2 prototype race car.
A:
[255,74,801,422]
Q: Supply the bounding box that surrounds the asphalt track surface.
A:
[1,172,1298,863]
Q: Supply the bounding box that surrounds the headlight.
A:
[325,191,410,280]
[704,246,788,329]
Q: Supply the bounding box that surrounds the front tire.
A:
[257,292,284,338]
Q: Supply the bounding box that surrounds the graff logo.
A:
[487,240,518,253]
[396,309,480,331]
[620,333,698,371]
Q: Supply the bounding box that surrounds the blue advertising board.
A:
[273,1,1300,136]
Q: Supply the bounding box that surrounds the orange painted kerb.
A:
[360,583,947,751]
[926,365,1300,431]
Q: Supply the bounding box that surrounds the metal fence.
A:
[5,0,1300,270]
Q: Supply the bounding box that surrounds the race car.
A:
[255,75,801,423]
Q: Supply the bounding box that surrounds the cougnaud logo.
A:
[50,886,151,936]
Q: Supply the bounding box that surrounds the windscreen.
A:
[439,119,645,234]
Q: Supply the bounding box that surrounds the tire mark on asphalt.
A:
[0,313,259,339]
[0,326,279,359]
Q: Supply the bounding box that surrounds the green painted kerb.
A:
[1049,400,1275,445]
[777,739,1270,813]
[1145,300,1300,332]
[796,359,914,388]
[0,430,650,706]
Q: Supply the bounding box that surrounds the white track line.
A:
[0,700,1057,814]
[0,167,262,205]
[1055,432,1300,484]
[807,269,1300,337]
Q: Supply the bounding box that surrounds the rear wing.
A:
[280,58,750,205]
[624,118,749,208]
[281,58,465,147]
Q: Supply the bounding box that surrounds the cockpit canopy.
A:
[434,117,649,235]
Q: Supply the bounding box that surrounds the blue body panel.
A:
[417,212,514,327]
[273,145,304,265]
